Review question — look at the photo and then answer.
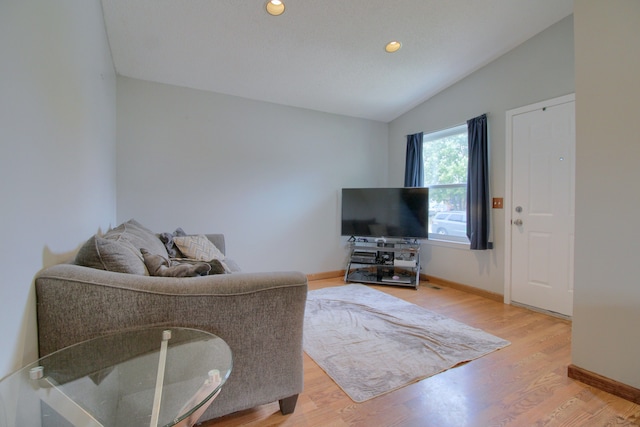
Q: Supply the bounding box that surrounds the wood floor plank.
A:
[199,278,640,427]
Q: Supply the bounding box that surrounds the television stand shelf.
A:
[344,240,421,289]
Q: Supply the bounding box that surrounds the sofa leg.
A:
[278,394,299,415]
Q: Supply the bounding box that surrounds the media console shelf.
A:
[344,239,421,289]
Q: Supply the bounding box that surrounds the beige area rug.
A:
[303,284,510,402]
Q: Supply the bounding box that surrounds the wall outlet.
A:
[492,198,503,209]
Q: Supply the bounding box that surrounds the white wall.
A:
[388,16,575,294]
[572,0,640,388]
[116,77,388,274]
[0,0,116,376]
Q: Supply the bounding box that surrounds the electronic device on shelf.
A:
[380,275,412,284]
[341,187,429,240]
[341,188,426,289]
[351,251,377,264]
[394,252,417,267]
[344,240,421,289]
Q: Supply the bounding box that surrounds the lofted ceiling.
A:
[100,0,573,122]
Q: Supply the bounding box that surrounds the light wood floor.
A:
[200,277,640,427]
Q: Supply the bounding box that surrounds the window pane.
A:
[423,124,469,244]
[423,124,468,186]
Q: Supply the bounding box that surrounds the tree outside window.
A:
[423,124,469,242]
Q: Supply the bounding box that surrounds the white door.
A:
[507,95,575,317]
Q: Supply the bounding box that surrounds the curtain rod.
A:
[408,112,490,138]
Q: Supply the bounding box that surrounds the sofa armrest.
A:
[35,264,308,418]
[35,264,306,352]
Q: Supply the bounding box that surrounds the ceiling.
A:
[100,0,573,122]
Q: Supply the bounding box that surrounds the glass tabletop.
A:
[0,327,232,427]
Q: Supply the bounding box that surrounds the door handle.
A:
[513,219,523,226]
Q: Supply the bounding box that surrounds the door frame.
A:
[503,93,575,304]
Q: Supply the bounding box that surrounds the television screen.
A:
[341,188,429,239]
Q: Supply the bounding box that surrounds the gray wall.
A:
[116,16,575,286]
[0,0,116,375]
[116,77,388,273]
[572,0,640,389]
[389,16,575,294]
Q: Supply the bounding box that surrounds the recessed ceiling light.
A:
[385,41,402,53]
[266,0,285,16]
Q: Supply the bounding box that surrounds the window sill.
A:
[424,237,470,250]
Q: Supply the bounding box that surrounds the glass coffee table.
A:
[0,327,232,427]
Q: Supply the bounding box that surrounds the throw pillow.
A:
[172,235,225,262]
[104,219,169,260]
[75,235,147,275]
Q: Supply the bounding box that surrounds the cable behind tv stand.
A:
[344,238,421,289]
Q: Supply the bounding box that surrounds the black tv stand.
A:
[344,239,421,289]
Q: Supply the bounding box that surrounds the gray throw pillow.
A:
[75,235,147,275]
[104,219,169,260]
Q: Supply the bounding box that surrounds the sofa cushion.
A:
[173,235,232,273]
[105,219,169,259]
[172,235,225,261]
[75,235,147,275]
[74,219,168,275]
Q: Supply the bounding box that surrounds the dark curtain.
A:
[466,114,492,250]
[404,132,424,187]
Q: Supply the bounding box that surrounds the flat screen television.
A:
[341,187,429,240]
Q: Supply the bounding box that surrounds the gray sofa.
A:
[34,219,308,422]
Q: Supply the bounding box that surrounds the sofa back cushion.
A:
[74,219,168,275]
[106,219,168,259]
[75,235,147,274]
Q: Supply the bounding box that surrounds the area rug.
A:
[303,284,510,402]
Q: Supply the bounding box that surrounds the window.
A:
[423,124,469,243]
